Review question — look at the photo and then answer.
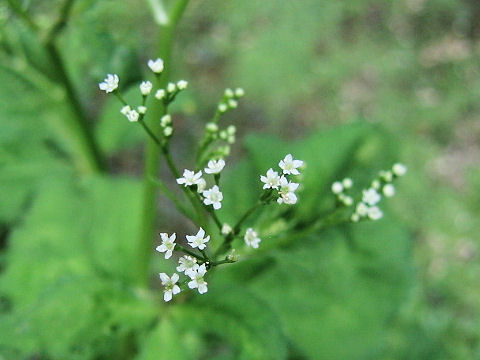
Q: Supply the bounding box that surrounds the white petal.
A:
[172,285,181,295]
[159,273,169,283]
[171,273,179,283]
[165,250,172,259]
[213,202,221,210]
[164,291,172,302]
[188,280,197,289]
[198,284,208,294]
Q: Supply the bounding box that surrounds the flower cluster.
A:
[176,159,226,210]
[331,178,354,206]
[155,229,211,301]
[343,163,407,222]
[218,87,244,114]
[98,58,188,127]
[260,154,304,205]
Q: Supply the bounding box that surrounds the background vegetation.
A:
[1,0,479,359]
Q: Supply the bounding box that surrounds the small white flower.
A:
[159,273,181,302]
[176,169,203,187]
[221,223,232,235]
[139,81,152,95]
[204,159,225,174]
[277,176,299,205]
[155,233,176,259]
[227,125,236,135]
[383,184,395,197]
[392,163,407,177]
[235,88,244,97]
[227,249,239,261]
[186,228,210,250]
[244,228,261,249]
[155,89,166,100]
[120,105,131,115]
[260,168,281,189]
[188,264,208,294]
[371,180,381,189]
[342,178,353,189]
[163,126,173,137]
[277,191,298,205]
[362,188,381,206]
[126,109,139,122]
[219,130,228,140]
[99,74,119,93]
[206,122,218,133]
[167,82,176,93]
[331,181,344,194]
[356,202,369,217]
[224,88,234,97]
[196,178,206,193]
[160,114,172,127]
[367,206,383,220]
[227,135,235,144]
[218,103,228,113]
[137,106,147,114]
[177,80,188,90]
[351,213,360,222]
[339,194,353,206]
[176,256,199,277]
[279,154,303,175]
[228,99,238,108]
[202,185,223,210]
[148,58,164,73]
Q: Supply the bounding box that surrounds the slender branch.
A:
[175,244,204,261]
[44,0,76,44]
[147,177,195,221]
[139,120,162,146]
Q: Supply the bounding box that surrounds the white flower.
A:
[244,228,261,249]
[218,103,228,113]
[206,122,218,133]
[392,163,407,177]
[99,74,119,93]
[139,81,152,95]
[224,88,234,97]
[331,181,344,194]
[351,213,360,222]
[160,114,171,127]
[188,264,208,294]
[367,206,383,220]
[339,194,353,206]
[186,227,210,250]
[228,99,238,108]
[356,202,369,217]
[159,273,180,302]
[227,249,239,261]
[221,223,232,235]
[277,191,298,205]
[227,125,236,135]
[260,168,281,189]
[177,80,188,90]
[167,82,176,93]
[277,176,299,205]
[196,178,206,193]
[176,169,203,187]
[204,159,225,174]
[155,89,166,100]
[137,106,147,115]
[126,109,139,122]
[202,185,223,210]
[163,126,173,137]
[176,256,199,277]
[155,233,176,259]
[362,188,381,206]
[342,178,353,189]
[148,58,164,73]
[235,88,244,97]
[383,184,395,197]
[279,154,303,175]
[120,105,131,115]
[371,180,381,189]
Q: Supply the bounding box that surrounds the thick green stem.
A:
[136,0,190,287]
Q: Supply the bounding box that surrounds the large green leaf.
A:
[0,175,157,359]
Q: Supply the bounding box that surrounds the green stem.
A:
[5,0,39,31]
[139,120,162,146]
[137,0,190,287]
[147,177,195,220]
[175,244,204,261]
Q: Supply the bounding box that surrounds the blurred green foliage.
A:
[1,0,479,359]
